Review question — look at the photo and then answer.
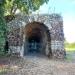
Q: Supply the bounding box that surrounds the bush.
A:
[0,5,7,55]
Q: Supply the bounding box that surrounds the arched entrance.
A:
[24,22,52,56]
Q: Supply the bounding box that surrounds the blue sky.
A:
[35,0,75,43]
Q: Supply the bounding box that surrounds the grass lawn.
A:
[65,47,75,61]
[65,48,75,52]
[65,42,75,52]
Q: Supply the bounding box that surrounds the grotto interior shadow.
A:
[24,22,51,57]
[26,35,42,56]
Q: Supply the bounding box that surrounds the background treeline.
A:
[65,41,75,51]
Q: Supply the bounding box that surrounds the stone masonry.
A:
[7,13,66,59]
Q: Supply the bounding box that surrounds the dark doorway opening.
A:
[26,28,43,54]
[27,36,41,53]
[24,22,51,56]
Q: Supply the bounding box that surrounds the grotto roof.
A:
[7,13,63,31]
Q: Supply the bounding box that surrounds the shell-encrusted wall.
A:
[7,13,66,58]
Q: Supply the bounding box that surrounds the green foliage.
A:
[65,41,75,51]
[0,5,7,54]
[3,0,49,15]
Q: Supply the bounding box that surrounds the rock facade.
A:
[7,13,66,58]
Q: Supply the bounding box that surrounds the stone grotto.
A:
[6,13,66,58]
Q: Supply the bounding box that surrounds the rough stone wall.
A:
[7,13,66,58]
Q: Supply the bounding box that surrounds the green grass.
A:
[64,42,75,61]
[65,47,75,61]
[0,67,8,75]
[65,42,75,51]
[65,48,75,52]
[0,69,7,73]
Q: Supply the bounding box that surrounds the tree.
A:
[4,0,49,15]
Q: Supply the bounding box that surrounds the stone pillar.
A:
[51,40,65,59]
[20,45,24,57]
[23,34,28,56]
[45,43,50,56]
